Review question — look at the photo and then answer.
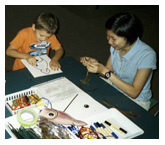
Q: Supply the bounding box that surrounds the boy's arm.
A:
[51,46,64,62]
[49,46,64,70]
[6,45,29,59]
[6,45,37,66]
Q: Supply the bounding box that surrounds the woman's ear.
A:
[124,37,129,45]
[32,24,35,31]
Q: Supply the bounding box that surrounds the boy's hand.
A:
[26,55,37,66]
[49,59,61,71]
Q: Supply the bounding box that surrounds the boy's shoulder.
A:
[18,27,32,35]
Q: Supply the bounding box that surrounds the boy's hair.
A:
[34,12,58,34]
[105,12,143,45]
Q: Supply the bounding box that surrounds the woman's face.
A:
[106,30,128,50]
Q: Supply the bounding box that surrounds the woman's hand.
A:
[80,57,98,66]
[86,62,109,75]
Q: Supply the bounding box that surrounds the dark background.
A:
[5,5,159,115]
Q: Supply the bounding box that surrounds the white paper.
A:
[21,55,62,78]
[34,77,107,119]
[35,77,81,102]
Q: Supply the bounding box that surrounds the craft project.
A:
[21,55,62,78]
[38,108,87,126]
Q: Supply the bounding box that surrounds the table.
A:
[5,57,159,139]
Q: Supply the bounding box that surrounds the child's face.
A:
[106,30,128,50]
[32,24,52,42]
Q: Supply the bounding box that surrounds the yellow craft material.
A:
[17,108,38,127]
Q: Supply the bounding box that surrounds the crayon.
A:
[93,123,106,139]
[90,125,101,139]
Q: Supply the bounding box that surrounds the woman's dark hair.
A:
[105,12,143,45]
[34,12,58,34]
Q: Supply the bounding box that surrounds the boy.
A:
[6,12,64,71]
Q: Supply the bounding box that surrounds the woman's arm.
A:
[86,57,152,99]
[109,68,152,98]
[105,55,113,72]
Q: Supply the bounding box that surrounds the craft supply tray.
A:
[5,88,44,115]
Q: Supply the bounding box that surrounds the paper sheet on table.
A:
[33,77,107,120]
[21,55,62,78]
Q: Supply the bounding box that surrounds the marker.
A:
[90,125,95,132]
[6,102,12,110]
[90,125,102,139]
[71,125,80,135]
[103,123,118,139]
[96,122,109,138]
[93,123,106,139]
[100,123,115,139]
[26,75,32,81]
[68,126,79,137]
[105,120,127,134]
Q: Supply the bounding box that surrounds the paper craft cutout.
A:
[21,55,62,78]
[34,56,50,74]
[38,107,87,126]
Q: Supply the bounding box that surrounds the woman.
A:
[80,12,157,111]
